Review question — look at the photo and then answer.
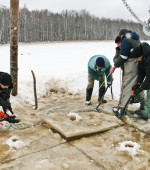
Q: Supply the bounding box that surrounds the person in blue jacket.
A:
[110,29,145,116]
[85,55,113,105]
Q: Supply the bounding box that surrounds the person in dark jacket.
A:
[0,72,18,123]
[85,55,113,105]
[132,42,150,119]
[113,36,121,64]
[113,35,139,104]
[110,29,145,117]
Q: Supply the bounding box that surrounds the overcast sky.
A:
[0,0,149,22]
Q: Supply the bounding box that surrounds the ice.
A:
[117,140,144,156]
[5,136,28,150]
[68,112,83,121]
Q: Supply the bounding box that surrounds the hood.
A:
[142,42,150,57]
[130,32,140,40]
[141,42,150,64]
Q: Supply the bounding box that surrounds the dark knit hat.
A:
[96,57,104,67]
[132,45,143,58]
[119,29,128,37]
[115,36,121,43]
[0,73,12,86]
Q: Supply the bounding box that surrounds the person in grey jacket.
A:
[85,55,113,105]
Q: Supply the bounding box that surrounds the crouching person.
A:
[0,72,19,123]
[85,55,113,105]
[132,42,150,119]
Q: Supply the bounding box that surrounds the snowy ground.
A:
[1,40,150,169]
[1,40,149,107]
[1,40,121,106]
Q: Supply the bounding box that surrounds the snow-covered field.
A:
[1,40,150,107]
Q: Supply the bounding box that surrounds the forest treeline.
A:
[0,6,150,44]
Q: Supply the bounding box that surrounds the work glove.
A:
[99,78,104,84]
[134,87,143,95]
[107,81,112,88]
[132,84,140,91]
[116,47,120,51]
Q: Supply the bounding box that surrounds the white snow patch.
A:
[68,112,83,121]
[117,140,144,156]
[5,136,28,150]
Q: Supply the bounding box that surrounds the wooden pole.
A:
[10,0,19,96]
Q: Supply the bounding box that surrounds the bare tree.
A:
[0,7,150,45]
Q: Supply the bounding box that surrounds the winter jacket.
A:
[115,32,140,67]
[137,43,150,90]
[88,55,112,82]
[0,72,13,109]
[113,47,120,63]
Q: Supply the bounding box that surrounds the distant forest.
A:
[0,6,150,44]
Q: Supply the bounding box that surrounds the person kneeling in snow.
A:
[132,42,150,120]
[0,72,19,123]
[85,55,113,105]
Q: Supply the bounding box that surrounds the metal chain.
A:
[121,0,150,32]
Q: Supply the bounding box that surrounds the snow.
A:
[0,41,118,105]
[5,136,28,150]
[67,112,83,121]
[1,40,150,108]
[117,140,143,156]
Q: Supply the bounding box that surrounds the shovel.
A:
[95,86,109,110]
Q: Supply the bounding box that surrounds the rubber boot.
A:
[85,88,93,105]
[135,110,149,120]
[130,96,139,104]
[98,87,107,103]
[140,100,146,110]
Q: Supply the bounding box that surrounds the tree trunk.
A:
[10,0,19,96]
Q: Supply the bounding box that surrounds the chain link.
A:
[121,0,150,35]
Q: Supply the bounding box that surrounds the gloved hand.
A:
[116,47,120,51]
[132,83,140,91]
[107,81,112,88]
[134,87,143,95]
[99,78,104,84]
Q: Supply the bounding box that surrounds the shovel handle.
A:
[95,86,109,110]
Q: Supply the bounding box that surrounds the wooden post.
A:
[31,70,38,110]
[10,0,19,96]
